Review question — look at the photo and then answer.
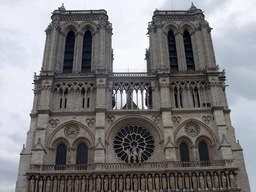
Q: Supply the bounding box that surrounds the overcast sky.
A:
[0,0,255,191]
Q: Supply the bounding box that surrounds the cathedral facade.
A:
[15,4,250,192]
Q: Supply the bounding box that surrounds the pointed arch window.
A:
[180,142,190,162]
[198,141,209,161]
[76,143,88,165]
[56,143,67,165]
[82,31,92,72]
[183,30,195,71]
[168,30,178,71]
[63,31,75,73]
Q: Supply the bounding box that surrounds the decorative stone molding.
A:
[86,118,95,127]
[151,115,161,124]
[64,124,80,139]
[202,116,211,124]
[185,123,200,137]
[172,116,181,125]
[106,116,115,124]
[49,119,60,128]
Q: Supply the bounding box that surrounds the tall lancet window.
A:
[180,142,190,162]
[76,143,88,165]
[183,30,195,71]
[56,143,67,165]
[198,141,209,161]
[82,31,92,72]
[168,30,178,71]
[63,31,75,73]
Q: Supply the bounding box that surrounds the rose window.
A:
[185,123,200,137]
[64,124,80,139]
[113,125,155,163]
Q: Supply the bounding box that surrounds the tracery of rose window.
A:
[113,125,155,163]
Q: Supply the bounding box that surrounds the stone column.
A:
[73,32,83,73]
[175,32,186,71]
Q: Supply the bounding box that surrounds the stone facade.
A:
[15,4,250,192]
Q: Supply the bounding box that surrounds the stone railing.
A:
[29,160,234,172]
[111,73,155,77]
[53,9,107,15]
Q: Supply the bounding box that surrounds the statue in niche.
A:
[140,175,146,191]
[185,174,190,189]
[67,177,72,192]
[119,175,124,191]
[81,176,86,192]
[229,172,237,189]
[221,173,227,188]
[126,149,132,163]
[199,173,205,189]
[60,177,65,192]
[132,148,138,162]
[155,175,160,190]
[192,173,197,189]
[75,176,80,192]
[162,175,167,190]
[96,175,102,192]
[138,148,143,163]
[52,177,58,192]
[111,175,116,192]
[170,174,175,190]
[29,176,35,192]
[104,176,109,191]
[177,174,182,190]
[126,175,131,190]
[213,173,219,188]
[206,173,212,189]
[148,175,153,191]
[133,175,138,191]
[89,176,93,192]
[38,177,43,192]
[45,177,51,192]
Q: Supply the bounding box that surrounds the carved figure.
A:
[133,175,138,191]
[138,148,143,163]
[229,172,237,189]
[206,173,212,188]
[89,176,93,192]
[155,174,160,190]
[67,177,72,192]
[38,178,43,192]
[60,177,65,192]
[126,149,132,163]
[126,175,131,190]
[192,173,197,189]
[162,174,167,190]
[170,174,175,190]
[104,176,109,191]
[132,148,138,162]
[81,176,86,192]
[119,175,124,191]
[185,174,190,189]
[140,175,146,191]
[177,174,182,190]
[75,176,79,192]
[52,177,58,192]
[96,175,102,191]
[111,175,115,192]
[213,173,219,188]
[199,173,204,189]
[45,177,51,192]
[221,173,227,188]
[29,177,35,192]
[148,175,153,191]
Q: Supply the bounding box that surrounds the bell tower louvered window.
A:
[199,141,209,161]
[168,30,178,71]
[76,143,88,165]
[56,143,67,165]
[63,31,75,73]
[183,30,195,71]
[180,142,190,162]
[82,31,92,72]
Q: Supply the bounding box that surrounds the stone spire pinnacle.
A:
[188,2,198,12]
[58,3,66,12]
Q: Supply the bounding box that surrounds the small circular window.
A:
[113,125,155,163]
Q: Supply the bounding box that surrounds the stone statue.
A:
[111,175,115,192]
[104,176,109,191]
[199,173,204,189]
[60,177,65,192]
[38,177,43,192]
[133,175,138,191]
[81,176,86,192]
[29,177,35,192]
[52,177,58,192]
[132,149,138,163]
[96,175,102,192]
[67,177,72,192]
[221,172,227,188]
[213,173,219,188]
[148,175,153,191]
[229,172,237,189]
[119,175,124,191]
[126,149,132,163]
[155,174,160,190]
[192,173,197,189]
[140,175,146,191]
[185,174,190,189]
[126,175,131,190]
[206,173,212,189]
[177,174,182,190]
[45,177,51,192]
[75,176,80,192]
[162,174,167,190]
[170,174,175,190]
[89,176,93,192]
[138,148,143,163]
